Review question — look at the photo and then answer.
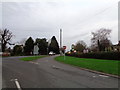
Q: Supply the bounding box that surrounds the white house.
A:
[33,44,39,55]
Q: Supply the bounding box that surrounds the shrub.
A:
[66,52,120,60]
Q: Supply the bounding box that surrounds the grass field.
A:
[20,55,47,61]
[55,56,120,76]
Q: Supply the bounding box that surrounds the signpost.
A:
[47,39,51,55]
[63,46,66,60]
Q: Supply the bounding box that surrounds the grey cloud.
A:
[1,1,119,50]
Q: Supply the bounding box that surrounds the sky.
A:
[1,0,119,51]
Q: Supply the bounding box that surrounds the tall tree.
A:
[74,40,86,52]
[49,36,60,54]
[13,45,23,55]
[35,38,48,55]
[91,28,112,51]
[24,37,34,55]
[99,39,112,51]
[0,29,14,52]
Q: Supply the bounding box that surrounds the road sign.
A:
[63,46,66,49]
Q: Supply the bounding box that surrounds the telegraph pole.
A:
[60,29,62,56]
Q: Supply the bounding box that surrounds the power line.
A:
[70,2,118,30]
[66,3,118,38]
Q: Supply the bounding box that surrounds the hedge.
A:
[66,52,120,60]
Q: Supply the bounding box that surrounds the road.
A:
[2,55,119,89]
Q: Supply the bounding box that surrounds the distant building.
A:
[105,41,120,52]
[33,44,39,55]
[83,49,89,53]
[71,44,75,52]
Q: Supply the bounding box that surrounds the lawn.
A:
[55,56,120,76]
[20,55,47,61]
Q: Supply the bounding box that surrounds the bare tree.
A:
[0,29,14,52]
[91,28,112,51]
[74,40,86,52]
[16,38,27,45]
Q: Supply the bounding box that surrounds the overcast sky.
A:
[1,0,119,51]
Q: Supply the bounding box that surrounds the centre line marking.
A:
[14,79,22,90]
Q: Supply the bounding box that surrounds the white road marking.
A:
[14,79,22,90]
[52,65,60,69]
[99,75,109,78]
[29,61,38,64]
[30,61,33,63]
[93,76,97,77]
[11,79,22,90]
[35,62,39,64]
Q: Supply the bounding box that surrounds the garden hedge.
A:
[66,52,120,60]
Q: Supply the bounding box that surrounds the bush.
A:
[66,52,120,60]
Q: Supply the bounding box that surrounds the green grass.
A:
[55,56,120,76]
[20,55,47,61]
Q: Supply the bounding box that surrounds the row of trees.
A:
[0,29,60,55]
[0,28,114,55]
[71,28,113,53]
[12,36,60,55]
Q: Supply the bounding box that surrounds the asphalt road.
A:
[2,55,119,89]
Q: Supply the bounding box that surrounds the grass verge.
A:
[20,55,47,61]
[55,56,120,76]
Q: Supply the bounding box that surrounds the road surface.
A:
[2,55,119,89]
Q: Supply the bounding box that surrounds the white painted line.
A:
[29,62,39,64]
[99,75,109,78]
[35,62,39,64]
[93,76,96,77]
[52,65,60,69]
[29,61,34,63]
[14,79,22,90]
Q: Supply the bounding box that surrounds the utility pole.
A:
[47,39,51,55]
[60,29,62,56]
